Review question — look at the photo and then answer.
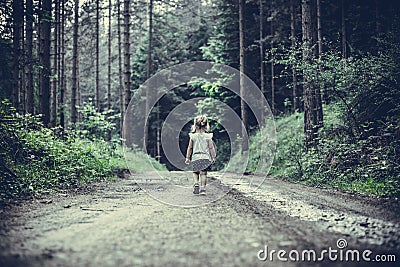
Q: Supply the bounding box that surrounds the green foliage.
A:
[0,100,165,198]
[290,124,399,197]
[0,109,112,197]
[76,100,117,140]
[201,30,230,64]
[200,0,238,66]
[230,102,399,197]
[266,34,400,197]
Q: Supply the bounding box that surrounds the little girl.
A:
[185,115,216,195]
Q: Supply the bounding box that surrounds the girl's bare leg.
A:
[193,172,200,185]
[200,171,207,189]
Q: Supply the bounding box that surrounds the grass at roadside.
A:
[113,146,166,172]
[229,104,399,198]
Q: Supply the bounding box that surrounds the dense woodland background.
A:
[1,0,400,198]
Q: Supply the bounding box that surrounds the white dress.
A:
[189,132,213,162]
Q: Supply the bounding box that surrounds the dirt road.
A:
[0,172,399,267]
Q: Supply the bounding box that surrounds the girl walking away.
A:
[185,115,216,196]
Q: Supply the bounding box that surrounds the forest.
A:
[1,0,400,198]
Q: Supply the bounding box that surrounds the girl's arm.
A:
[208,139,216,164]
[185,139,193,164]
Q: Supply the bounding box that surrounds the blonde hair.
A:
[191,115,210,133]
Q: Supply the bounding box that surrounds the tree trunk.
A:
[302,0,318,148]
[316,0,322,57]
[51,0,59,126]
[12,0,23,111]
[315,81,324,128]
[57,0,62,122]
[341,0,347,58]
[270,2,275,115]
[71,0,79,125]
[259,0,265,123]
[147,0,153,81]
[96,0,100,110]
[26,0,35,114]
[143,0,153,152]
[315,0,324,126]
[239,0,248,153]
[77,55,81,122]
[107,0,112,113]
[37,0,42,102]
[124,0,131,119]
[20,14,25,113]
[290,0,299,112]
[39,0,52,126]
[106,0,112,140]
[60,0,66,128]
[117,0,124,137]
[145,0,155,156]
[156,109,161,162]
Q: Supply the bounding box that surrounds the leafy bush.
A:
[229,102,399,197]
[292,128,399,197]
[76,100,117,140]
[0,112,111,197]
[0,100,165,198]
[263,34,400,198]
